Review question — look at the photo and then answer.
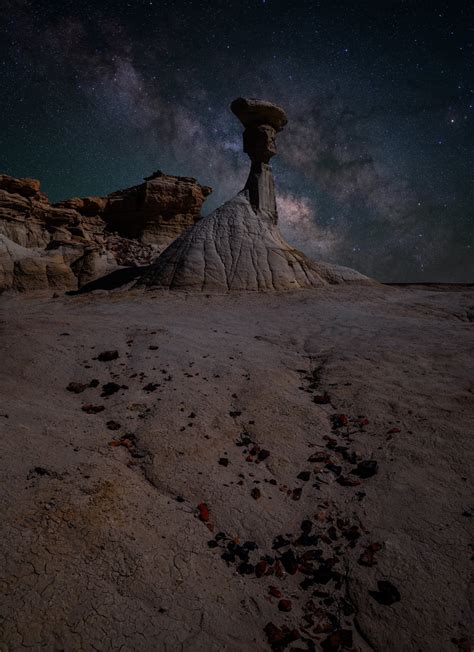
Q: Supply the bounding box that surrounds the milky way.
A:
[1,0,473,281]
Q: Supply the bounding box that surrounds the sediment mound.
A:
[137,192,372,291]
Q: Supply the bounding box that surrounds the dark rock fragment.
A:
[278,599,292,612]
[297,471,311,481]
[101,382,121,397]
[81,404,105,414]
[369,580,401,605]
[272,535,291,549]
[143,382,159,392]
[237,562,254,575]
[280,548,298,575]
[352,460,378,478]
[331,414,349,429]
[66,382,88,393]
[106,420,121,430]
[313,392,330,404]
[97,350,119,361]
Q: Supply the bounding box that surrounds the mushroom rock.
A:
[135,98,374,292]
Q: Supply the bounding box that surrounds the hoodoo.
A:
[135,98,374,292]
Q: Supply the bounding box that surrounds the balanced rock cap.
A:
[231,97,288,132]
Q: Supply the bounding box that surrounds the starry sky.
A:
[1,0,473,281]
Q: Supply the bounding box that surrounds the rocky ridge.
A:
[0,171,211,293]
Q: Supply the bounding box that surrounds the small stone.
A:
[218,457,229,466]
[331,414,349,429]
[81,404,105,414]
[352,460,378,478]
[257,449,270,461]
[66,382,88,394]
[292,487,302,501]
[313,392,330,404]
[369,580,401,605]
[337,476,361,487]
[297,471,311,481]
[106,420,121,430]
[89,379,99,387]
[143,382,159,392]
[255,560,268,578]
[251,487,261,500]
[197,502,210,522]
[300,520,312,534]
[278,599,292,612]
[280,548,298,575]
[101,382,121,397]
[97,350,119,362]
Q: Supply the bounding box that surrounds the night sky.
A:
[1,0,473,281]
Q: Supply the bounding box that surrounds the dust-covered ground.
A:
[0,285,472,652]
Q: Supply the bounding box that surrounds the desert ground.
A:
[0,284,472,651]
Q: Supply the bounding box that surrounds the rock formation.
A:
[136,98,373,292]
[0,172,211,293]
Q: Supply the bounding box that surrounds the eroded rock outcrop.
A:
[0,171,211,292]
[103,171,212,247]
[136,98,374,292]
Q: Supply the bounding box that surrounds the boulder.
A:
[0,234,77,293]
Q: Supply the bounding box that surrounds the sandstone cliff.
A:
[0,172,211,293]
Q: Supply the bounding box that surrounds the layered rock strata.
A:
[0,172,211,292]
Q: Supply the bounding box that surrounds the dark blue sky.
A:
[1,0,473,281]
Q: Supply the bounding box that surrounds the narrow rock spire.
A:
[230,97,288,224]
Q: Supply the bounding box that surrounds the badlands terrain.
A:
[0,283,472,651]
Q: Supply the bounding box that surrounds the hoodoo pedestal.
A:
[231,97,287,223]
[134,98,374,292]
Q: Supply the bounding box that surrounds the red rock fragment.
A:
[197,502,210,522]
[278,598,292,612]
[321,629,353,650]
[331,414,349,429]
[337,476,361,487]
[255,560,268,578]
[269,585,282,598]
[387,427,401,434]
[264,623,299,647]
